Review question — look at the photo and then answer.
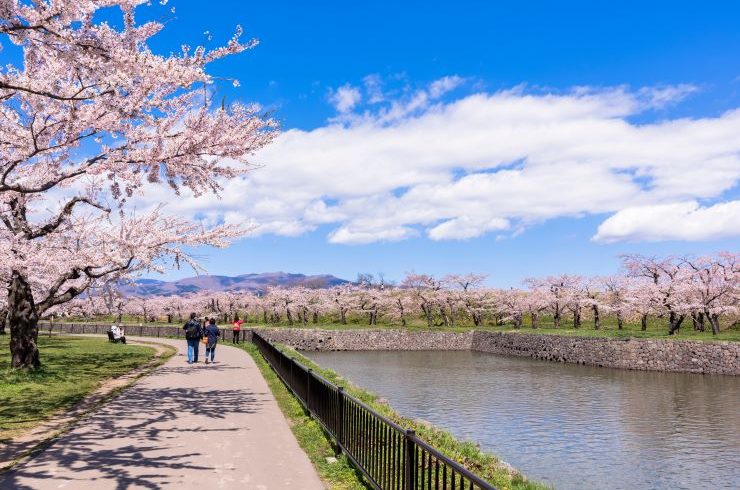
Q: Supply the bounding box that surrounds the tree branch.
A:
[26,197,111,239]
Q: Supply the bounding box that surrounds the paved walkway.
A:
[0,338,324,489]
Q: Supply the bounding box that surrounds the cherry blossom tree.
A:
[331,284,356,325]
[523,285,550,329]
[447,274,489,326]
[683,253,739,335]
[383,287,414,327]
[601,275,630,330]
[622,255,692,334]
[0,1,277,367]
[402,273,439,328]
[500,288,527,328]
[561,275,586,328]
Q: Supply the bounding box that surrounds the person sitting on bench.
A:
[110,325,127,344]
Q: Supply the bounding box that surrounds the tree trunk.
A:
[167,314,172,324]
[286,308,293,326]
[592,304,600,330]
[691,312,705,332]
[573,307,581,329]
[0,307,7,335]
[668,312,684,335]
[514,314,522,329]
[708,312,720,336]
[340,308,347,325]
[616,312,623,330]
[422,304,433,328]
[473,312,482,327]
[641,314,648,331]
[553,304,561,328]
[439,307,450,328]
[8,271,41,369]
[531,312,539,329]
[312,311,318,324]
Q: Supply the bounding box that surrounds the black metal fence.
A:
[44,322,251,342]
[252,331,496,490]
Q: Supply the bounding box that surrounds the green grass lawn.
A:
[0,335,157,442]
[241,314,740,342]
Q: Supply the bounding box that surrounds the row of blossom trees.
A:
[52,253,739,336]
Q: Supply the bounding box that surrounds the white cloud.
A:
[429,217,509,241]
[127,78,740,245]
[593,201,740,243]
[363,74,384,103]
[428,75,464,98]
[328,84,362,113]
[637,84,698,109]
[328,225,418,244]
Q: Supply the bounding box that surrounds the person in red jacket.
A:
[232,318,244,344]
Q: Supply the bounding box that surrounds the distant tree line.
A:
[46,252,739,336]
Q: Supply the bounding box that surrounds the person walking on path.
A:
[232,317,243,344]
[204,319,220,364]
[183,313,203,364]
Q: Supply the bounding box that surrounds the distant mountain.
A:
[120,272,349,296]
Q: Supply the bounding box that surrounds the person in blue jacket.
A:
[203,318,220,364]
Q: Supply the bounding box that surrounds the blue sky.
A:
[133,0,740,286]
[115,2,740,284]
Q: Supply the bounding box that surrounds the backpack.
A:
[185,321,201,339]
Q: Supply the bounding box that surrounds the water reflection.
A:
[304,350,740,490]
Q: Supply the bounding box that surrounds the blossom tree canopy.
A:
[0,0,278,368]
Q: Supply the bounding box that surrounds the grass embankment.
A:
[0,335,157,442]
[241,342,548,490]
[240,314,740,342]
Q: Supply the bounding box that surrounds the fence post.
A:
[337,386,345,453]
[307,368,312,412]
[404,429,416,490]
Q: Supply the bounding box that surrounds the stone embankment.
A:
[254,328,739,375]
[470,331,739,375]
[50,323,739,375]
[256,327,473,351]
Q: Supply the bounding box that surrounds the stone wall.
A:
[48,323,739,375]
[471,331,740,375]
[253,328,739,375]
[254,327,473,351]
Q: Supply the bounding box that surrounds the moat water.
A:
[304,350,739,490]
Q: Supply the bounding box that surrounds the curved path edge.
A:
[0,336,325,489]
[0,338,176,472]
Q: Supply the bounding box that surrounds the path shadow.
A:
[0,373,266,489]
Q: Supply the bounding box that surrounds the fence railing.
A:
[252,331,496,490]
[44,322,250,342]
